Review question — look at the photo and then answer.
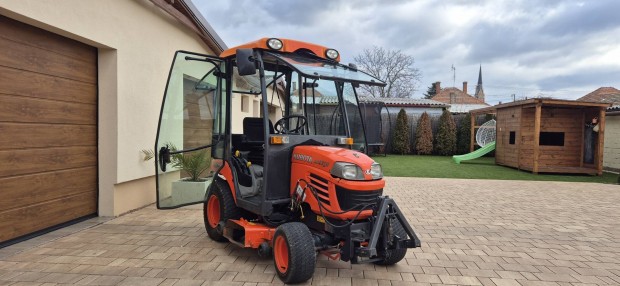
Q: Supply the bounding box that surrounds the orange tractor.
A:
[154,38,420,283]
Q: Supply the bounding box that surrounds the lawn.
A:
[373,155,619,184]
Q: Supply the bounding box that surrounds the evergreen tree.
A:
[392,109,411,154]
[415,112,433,155]
[435,110,457,155]
[456,113,472,154]
[423,83,437,99]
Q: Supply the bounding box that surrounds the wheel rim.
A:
[206,195,220,228]
[274,235,289,273]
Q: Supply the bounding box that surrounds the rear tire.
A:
[373,221,408,265]
[204,179,241,242]
[273,222,316,284]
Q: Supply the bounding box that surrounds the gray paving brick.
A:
[0,178,619,285]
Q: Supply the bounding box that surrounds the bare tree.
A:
[354,46,422,98]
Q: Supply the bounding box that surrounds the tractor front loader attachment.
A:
[328,196,421,264]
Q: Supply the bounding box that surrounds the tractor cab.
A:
[155,38,384,212]
[154,38,420,284]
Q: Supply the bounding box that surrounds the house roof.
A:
[577,87,620,105]
[470,98,612,115]
[149,0,227,53]
[431,87,488,105]
[358,97,448,108]
[607,105,620,115]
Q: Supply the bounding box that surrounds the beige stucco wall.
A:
[0,0,215,216]
[604,115,620,171]
[230,88,283,134]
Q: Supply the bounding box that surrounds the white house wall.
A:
[0,0,216,215]
[604,115,620,171]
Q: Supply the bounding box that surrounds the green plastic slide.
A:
[452,141,496,164]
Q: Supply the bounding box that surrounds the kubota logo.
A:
[292,153,313,163]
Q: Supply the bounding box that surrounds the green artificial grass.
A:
[373,155,618,184]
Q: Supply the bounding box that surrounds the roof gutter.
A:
[149,0,227,53]
[180,0,227,52]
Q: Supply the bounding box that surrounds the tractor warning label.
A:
[295,185,306,202]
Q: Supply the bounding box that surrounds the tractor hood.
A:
[292,146,379,181]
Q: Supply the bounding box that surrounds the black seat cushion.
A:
[243,117,274,143]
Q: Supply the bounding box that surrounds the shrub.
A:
[456,113,471,154]
[415,112,433,155]
[392,109,410,154]
[435,109,457,155]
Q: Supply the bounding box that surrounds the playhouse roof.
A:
[470,98,612,115]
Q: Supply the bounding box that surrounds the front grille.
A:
[309,173,330,206]
[336,186,383,211]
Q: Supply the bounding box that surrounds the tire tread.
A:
[204,179,241,242]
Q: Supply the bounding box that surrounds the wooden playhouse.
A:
[471,99,611,175]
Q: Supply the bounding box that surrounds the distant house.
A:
[578,87,620,106]
[431,66,489,113]
[578,87,620,172]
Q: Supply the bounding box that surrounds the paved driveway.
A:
[1,178,619,286]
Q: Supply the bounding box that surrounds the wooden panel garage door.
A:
[0,15,97,243]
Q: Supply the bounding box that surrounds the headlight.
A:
[325,49,339,60]
[266,38,283,50]
[331,162,364,180]
[370,163,383,179]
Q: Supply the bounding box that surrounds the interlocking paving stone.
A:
[1,178,619,285]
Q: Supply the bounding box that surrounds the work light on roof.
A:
[267,38,283,50]
[325,49,339,60]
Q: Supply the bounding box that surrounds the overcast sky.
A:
[195,0,620,105]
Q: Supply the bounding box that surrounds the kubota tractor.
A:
[154,38,420,283]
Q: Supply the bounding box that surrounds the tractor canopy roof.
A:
[220,38,340,62]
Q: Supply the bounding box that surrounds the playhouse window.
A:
[509,131,516,145]
[539,132,565,146]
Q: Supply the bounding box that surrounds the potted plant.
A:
[143,145,212,204]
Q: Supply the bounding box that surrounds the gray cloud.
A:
[537,67,620,90]
[540,0,620,36]
[193,0,620,104]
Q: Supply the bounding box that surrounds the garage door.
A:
[0,15,98,243]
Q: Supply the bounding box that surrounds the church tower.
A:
[475,65,485,103]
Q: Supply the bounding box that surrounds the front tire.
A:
[203,179,241,242]
[273,222,316,284]
[373,221,408,265]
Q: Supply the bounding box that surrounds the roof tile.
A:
[431,87,488,105]
[578,87,620,105]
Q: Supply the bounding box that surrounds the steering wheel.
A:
[274,115,308,134]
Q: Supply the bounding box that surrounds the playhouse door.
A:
[155,51,227,209]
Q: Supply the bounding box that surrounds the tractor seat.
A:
[241,117,274,166]
[243,117,274,144]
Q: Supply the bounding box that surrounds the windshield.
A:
[286,71,367,151]
[268,52,385,87]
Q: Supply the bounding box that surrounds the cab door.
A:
[155,51,227,209]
